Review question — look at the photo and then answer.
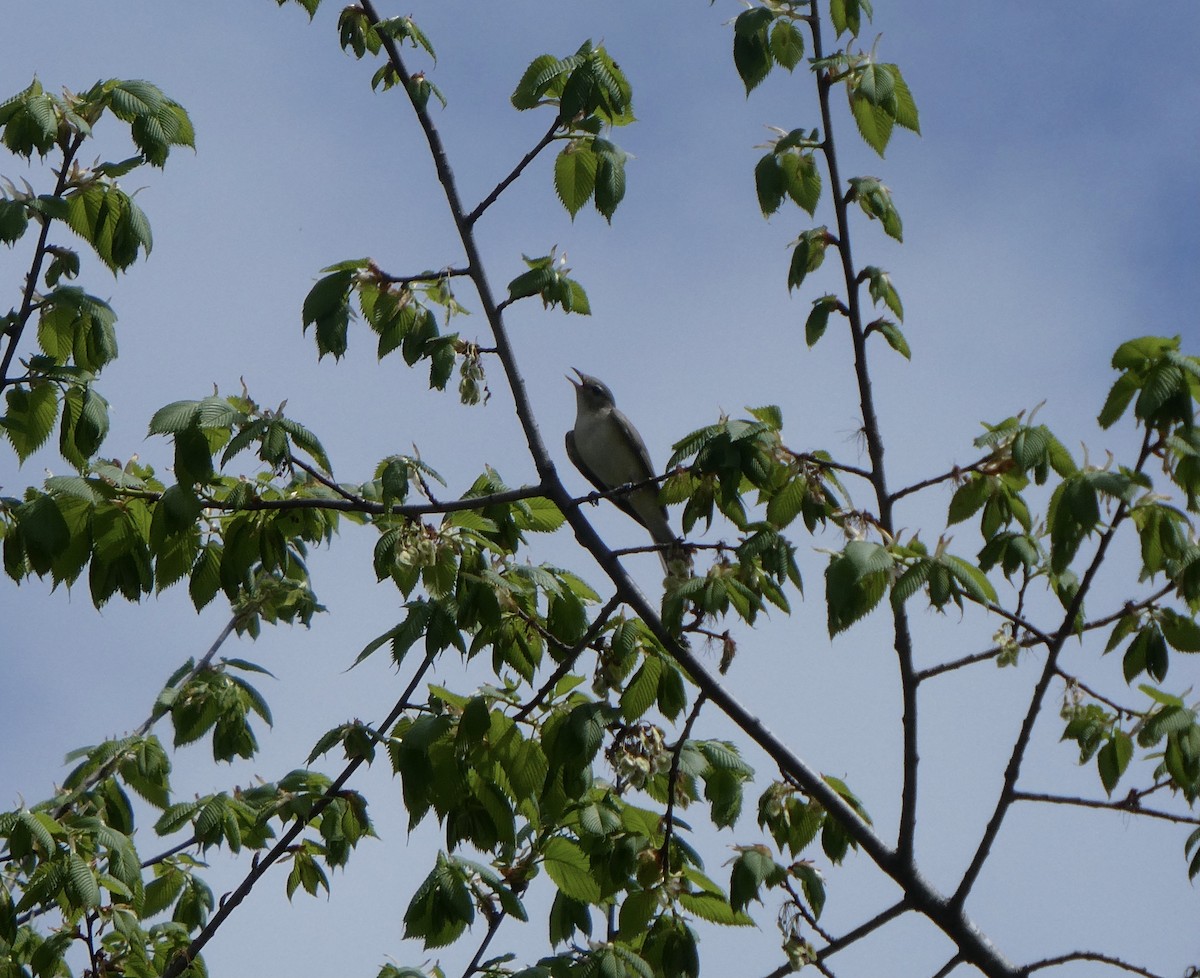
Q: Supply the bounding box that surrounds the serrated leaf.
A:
[555,143,598,218]
[3,384,58,461]
[542,837,601,903]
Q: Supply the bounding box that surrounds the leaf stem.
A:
[0,131,87,390]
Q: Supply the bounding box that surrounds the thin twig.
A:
[917,583,1175,684]
[930,954,964,978]
[460,908,507,978]
[466,117,563,225]
[378,266,471,286]
[818,898,909,960]
[1012,790,1200,827]
[658,691,708,873]
[1023,950,1164,977]
[161,650,439,978]
[889,456,994,505]
[0,131,88,389]
[290,456,361,503]
[513,594,623,722]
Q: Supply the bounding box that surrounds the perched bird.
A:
[566,368,677,570]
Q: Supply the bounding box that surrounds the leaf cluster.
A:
[512,42,634,222]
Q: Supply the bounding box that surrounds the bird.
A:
[565,368,678,570]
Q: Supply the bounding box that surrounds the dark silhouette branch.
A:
[951,429,1156,910]
[513,593,623,722]
[1023,950,1164,977]
[918,583,1175,684]
[466,117,563,225]
[889,455,995,504]
[658,691,708,873]
[377,265,471,286]
[161,650,438,978]
[460,906,508,978]
[808,5,920,872]
[819,898,910,961]
[1012,790,1200,827]
[0,130,88,389]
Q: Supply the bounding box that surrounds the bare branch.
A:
[1012,790,1200,827]
[1023,950,1166,977]
[819,899,910,961]
[466,117,563,226]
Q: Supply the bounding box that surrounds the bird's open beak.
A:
[566,367,583,387]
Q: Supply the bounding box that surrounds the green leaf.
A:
[3,384,59,461]
[806,295,838,347]
[678,890,753,926]
[62,184,153,272]
[788,228,829,292]
[148,399,200,436]
[593,142,627,221]
[1162,610,1200,652]
[825,540,893,635]
[754,154,785,217]
[302,269,354,360]
[887,64,920,133]
[0,79,59,157]
[780,151,821,216]
[0,196,29,243]
[555,142,598,218]
[1097,730,1133,795]
[849,176,902,240]
[542,836,601,903]
[769,21,805,70]
[875,321,910,359]
[732,9,774,95]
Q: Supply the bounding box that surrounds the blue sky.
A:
[2,2,1199,976]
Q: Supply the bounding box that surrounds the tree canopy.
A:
[2,3,1198,978]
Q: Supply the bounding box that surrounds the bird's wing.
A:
[565,428,656,530]
[611,407,659,484]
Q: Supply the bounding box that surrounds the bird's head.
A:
[567,368,617,412]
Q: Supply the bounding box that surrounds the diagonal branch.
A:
[951,430,1156,910]
[161,650,438,978]
[1024,951,1165,977]
[356,4,1015,974]
[0,131,88,389]
[466,117,563,225]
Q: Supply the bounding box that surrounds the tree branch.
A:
[377,265,472,286]
[466,117,563,226]
[0,131,87,389]
[951,430,1156,910]
[1023,950,1165,977]
[161,650,438,978]
[658,690,708,873]
[888,455,994,505]
[355,4,1015,974]
[818,898,910,961]
[808,5,920,871]
[513,593,623,722]
[1012,790,1200,827]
